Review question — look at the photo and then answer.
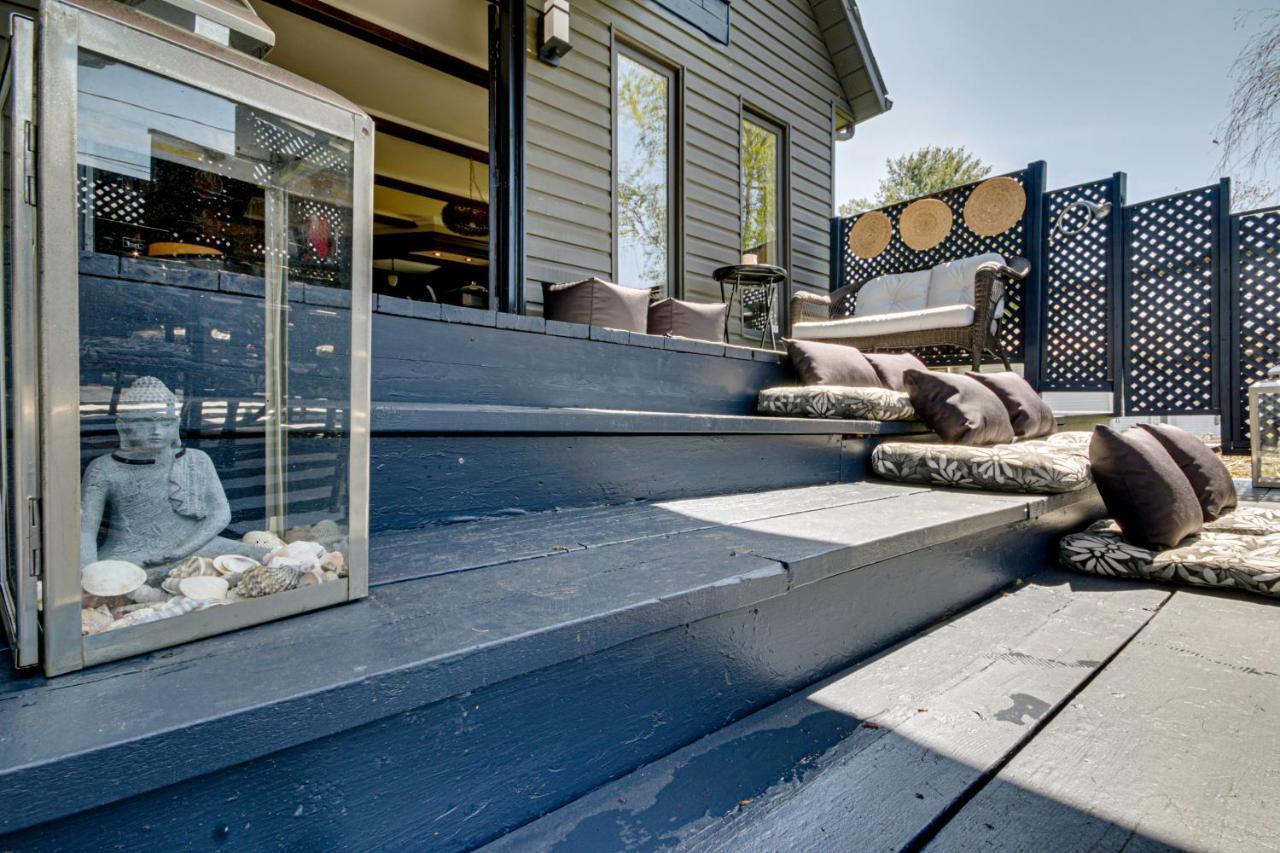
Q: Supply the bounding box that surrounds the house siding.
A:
[524,0,848,323]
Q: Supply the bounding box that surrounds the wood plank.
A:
[482,572,1170,852]
[372,402,926,437]
[928,590,1280,853]
[370,480,931,585]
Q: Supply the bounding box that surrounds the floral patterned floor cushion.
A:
[870,431,1093,494]
[757,385,917,421]
[1060,509,1280,599]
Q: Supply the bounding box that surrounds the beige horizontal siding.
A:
[525,0,849,325]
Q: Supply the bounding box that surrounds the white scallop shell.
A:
[178,575,229,601]
[81,560,147,597]
[242,530,285,550]
[266,541,324,573]
[213,554,258,584]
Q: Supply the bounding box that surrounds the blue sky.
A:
[835,0,1277,211]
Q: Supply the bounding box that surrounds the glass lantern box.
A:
[0,0,373,675]
[1249,366,1280,489]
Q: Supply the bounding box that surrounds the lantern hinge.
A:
[27,496,41,578]
[22,120,35,206]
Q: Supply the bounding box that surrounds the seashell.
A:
[82,560,147,597]
[322,570,339,583]
[320,550,345,576]
[236,563,301,598]
[242,530,285,549]
[296,567,326,587]
[310,519,343,547]
[179,576,229,601]
[169,556,218,580]
[128,584,169,604]
[161,577,184,595]
[81,606,114,636]
[106,595,225,631]
[113,600,168,616]
[213,554,258,584]
[283,525,313,544]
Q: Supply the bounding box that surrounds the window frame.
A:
[611,37,683,298]
[739,103,791,331]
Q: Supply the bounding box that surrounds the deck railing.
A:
[830,166,1280,450]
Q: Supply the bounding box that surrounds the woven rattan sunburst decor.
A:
[847,210,893,259]
[964,177,1027,237]
[899,198,953,251]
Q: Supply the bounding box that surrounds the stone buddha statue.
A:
[80,377,265,579]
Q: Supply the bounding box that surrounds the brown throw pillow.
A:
[647,298,729,342]
[541,278,650,332]
[1137,423,1237,521]
[864,352,928,391]
[966,371,1057,439]
[902,369,1016,446]
[784,339,882,387]
[1089,425,1203,549]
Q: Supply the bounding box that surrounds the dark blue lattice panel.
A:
[837,169,1030,365]
[1041,179,1117,391]
[1123,185,1223,415]
[1229,206,1280,449]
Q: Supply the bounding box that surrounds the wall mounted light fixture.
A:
[539,0,572,65]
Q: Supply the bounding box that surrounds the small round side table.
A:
[713,264,787,350]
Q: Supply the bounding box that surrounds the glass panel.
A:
[741,116,779,266]
[1,50,17,628]
[0,16,37,667]
[75,52,354,635]
[616,53,669,292]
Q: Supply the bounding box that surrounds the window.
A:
[741,112,784,269]
[615,50,675,294]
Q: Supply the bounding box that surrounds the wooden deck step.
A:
[0,483,1100,848]
[482,571,1169,853]
[927,589,1280,853]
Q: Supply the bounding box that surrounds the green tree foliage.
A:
[616,60,670,287]
[838,145,991,218]
[741,119,779,260]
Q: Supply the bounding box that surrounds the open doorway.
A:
[256,0,520,311]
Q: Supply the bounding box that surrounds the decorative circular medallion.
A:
[899,198,953,251]
[847,210,893,259]
[964,176,1027,237]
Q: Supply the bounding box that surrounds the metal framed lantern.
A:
[0,0,373,675]
[1249,365,1280,489]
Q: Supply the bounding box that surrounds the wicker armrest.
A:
[790,290,833,323]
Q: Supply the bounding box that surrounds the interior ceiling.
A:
[254,0,489,232]
[318,0,489,68]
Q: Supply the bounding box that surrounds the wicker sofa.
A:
[789,253,1030,371]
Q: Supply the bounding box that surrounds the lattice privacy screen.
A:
[835,169,1030,364]
[1040,179,1119,392]
[1123,184,1224,416]
[1227,206,1280,450]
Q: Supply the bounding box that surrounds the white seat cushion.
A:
[926,252,1005,309]
[854,269,931,316]
[791,303,975,340]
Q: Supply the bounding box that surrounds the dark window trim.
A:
[739,101,792,331]
[611,30,685,299]
[489,0,525,313]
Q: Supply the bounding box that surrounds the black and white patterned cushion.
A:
[871,431,1092,494]
[1059,506,1280,599]
[757,385,917,421]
